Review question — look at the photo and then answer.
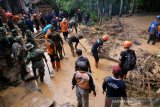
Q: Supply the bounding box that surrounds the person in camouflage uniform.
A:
[12,36,27,80]
[26,43,47,82]
[0,27,13,67]
[8,29,19,48]
[18,17,28,38]
[26,30,37,48]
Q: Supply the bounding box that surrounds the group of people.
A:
[72,33,136,107]
[0,7,139,107]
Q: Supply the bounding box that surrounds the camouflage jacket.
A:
[26,49,45,69]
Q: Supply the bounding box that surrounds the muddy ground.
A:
[1,14,160,107]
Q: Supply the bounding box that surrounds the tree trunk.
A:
[119,0,123,17]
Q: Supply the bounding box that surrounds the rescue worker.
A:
[72,61,96,107]
[60,18,69,40]
[45,12,52,24]
[26,43,47,82]
[26,30,37,48]
[46,33,60,71]
[77,9,83,26]
[12,36,27,80]
[33,14,40,31]
[68,35,83,57]
[69,17,78,33]
[75,49,91,73]
[91,35,109,68]
[18,17,28,38]
[51,27,64,60]
[102,65,128,107]
[119,41,136,79]
[0,27,13,67]
[26,17,34,32]
[51,16,59,31]
[7,17,15,30]
[84,13,90,26]
[40,14,46,28]
[147,15,160,45]
[8,29,18,48]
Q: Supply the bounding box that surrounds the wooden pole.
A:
[147,74,153,107]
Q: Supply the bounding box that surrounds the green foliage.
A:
[90,11,98,22]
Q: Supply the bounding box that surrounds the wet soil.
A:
[1,14,160,107]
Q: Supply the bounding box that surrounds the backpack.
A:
[123,50,136,71]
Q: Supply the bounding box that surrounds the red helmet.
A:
[124,41,132,48]
[102,35,109,41]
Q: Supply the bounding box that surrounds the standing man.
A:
[60,18,69,40]
[26,43,47,82]
[77,9,83,26]
[0,27,13,67]
[69,17,78,33]
[68,35,83,57]
[7,17,15,30]
[72,61,96,107]
[147,15,160,45]
[26,30,37,48]
[12,36,27,81]
[102,65,128,107]
[75,49,91,73]
[33,14,40,31]
[91,35,109,68]
[26,17,34,33]
[8,29,18,47]
[51,27,64,60]
[119,41,136,79]
[18,17,28,38]
[46,33,60,71]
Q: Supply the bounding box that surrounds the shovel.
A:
[62,45,69,58]
[45,61,54,78]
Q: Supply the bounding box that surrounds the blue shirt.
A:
[102,77,127,98]
[148,20,158,35]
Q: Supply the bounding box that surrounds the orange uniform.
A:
[46,39,56,55]
[45,29,51,39]
[60,21,68,32]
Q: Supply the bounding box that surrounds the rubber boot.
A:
[56,62,61,72]
[52,62,56,69]
[56,62,61,68]
[71,48,75,57]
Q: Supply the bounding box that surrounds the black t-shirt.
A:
[68,36,79,44]
[91,39,103,52]
[102,77,127,98]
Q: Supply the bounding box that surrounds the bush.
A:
[90,11,98,22]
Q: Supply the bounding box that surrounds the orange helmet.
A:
[102,35,109,41]
[124,41,132,48]
[55,17,59,20]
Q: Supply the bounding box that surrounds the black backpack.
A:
[123,50,136,71]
